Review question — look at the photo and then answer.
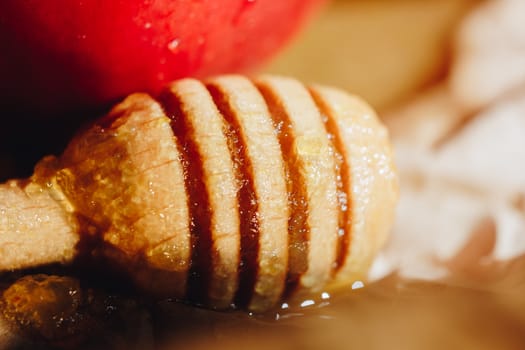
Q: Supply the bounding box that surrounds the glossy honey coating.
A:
[0,75,398,312]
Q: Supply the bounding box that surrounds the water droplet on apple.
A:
[167,39,180,53]
[144,22,152,29]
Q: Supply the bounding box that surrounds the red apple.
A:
[0,0,325,116]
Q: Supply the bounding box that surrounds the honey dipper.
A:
[0,75,398,312]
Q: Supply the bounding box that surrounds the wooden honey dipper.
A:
[0,75,398,312]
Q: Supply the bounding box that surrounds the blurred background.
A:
[267,0,479,112]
